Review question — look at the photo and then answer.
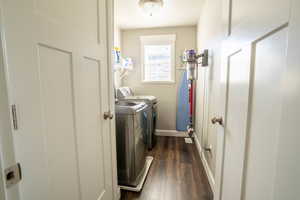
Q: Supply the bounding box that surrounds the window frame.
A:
[140,34,176,84]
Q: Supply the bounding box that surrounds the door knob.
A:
[103,111,114,120]
[211,117,223,125]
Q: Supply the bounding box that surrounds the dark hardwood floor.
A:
[121,136,213,200]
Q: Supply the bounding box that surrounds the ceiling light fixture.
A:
[139,0,164,16]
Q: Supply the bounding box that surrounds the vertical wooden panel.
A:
[243,27,288,200]
[221,49,250,200]
[76,57,106,200]
[38,44,80,200]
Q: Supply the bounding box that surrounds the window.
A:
[140,35,176,83]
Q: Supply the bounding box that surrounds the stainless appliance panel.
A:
[115,103,148,187]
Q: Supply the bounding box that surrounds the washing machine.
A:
[117,87,158,150]
[115,101,149,187]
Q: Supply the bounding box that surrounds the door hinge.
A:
[4,163,22,188]
[11,104,18,130]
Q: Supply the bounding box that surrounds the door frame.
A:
[0,13,8,199]
[213,1,232,198]
[0,40,7,200]
[0,157,5,200]
[106,0,120,199]
[0,3,21,199]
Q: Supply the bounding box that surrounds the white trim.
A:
[116,187,121,200]
[0,7,7,200]
[194,134,216,195]
[106,0,120,199]
[0,53,7,200]
[0,5,20,200]
[141,80,176,85]
[155,129,188,137]
[140,34,176,84]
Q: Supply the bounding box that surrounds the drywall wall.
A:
[121,26,197,130]
[195,0,223,177]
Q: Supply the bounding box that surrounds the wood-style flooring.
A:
[121,136,213,200]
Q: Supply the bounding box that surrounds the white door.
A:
[1,0,114,200]
[215,0,299,199]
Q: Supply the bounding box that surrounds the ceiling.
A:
[115,0,203,29]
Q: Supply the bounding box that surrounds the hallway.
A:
[121,137,213,200]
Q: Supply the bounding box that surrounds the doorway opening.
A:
[113,0,213,199]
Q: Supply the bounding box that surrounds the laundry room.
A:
[0,0,299,200]
[113,0,212,199]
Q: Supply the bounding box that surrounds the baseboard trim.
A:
[116,186,121,200]
[194,134,216,195]
[155,129,189,137]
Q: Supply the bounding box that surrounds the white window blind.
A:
[140,35,176,83]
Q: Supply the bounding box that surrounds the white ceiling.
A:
[115,0,203,29]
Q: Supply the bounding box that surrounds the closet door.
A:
[214,0,299,199]
[2,0,114,200]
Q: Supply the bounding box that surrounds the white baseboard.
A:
[155,129,189,137]
[116,186,121,200]
[194,134,216,194]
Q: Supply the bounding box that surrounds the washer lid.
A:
[123,96,157,104]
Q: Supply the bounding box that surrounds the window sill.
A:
[141,80,176,85]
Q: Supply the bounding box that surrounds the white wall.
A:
[195,0,223,177]
[122,26,197,130]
